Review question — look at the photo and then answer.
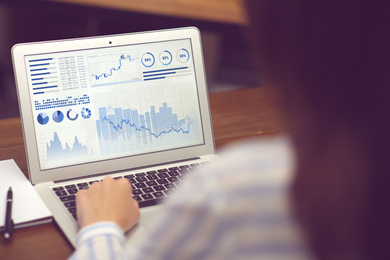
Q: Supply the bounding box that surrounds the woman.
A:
[70,0,390,259]
[245,1,390,258]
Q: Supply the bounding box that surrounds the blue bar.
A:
[115,108,124,138]
[29,63,50,67]
[151,106,157,136]
[33,85,58,90]
[160,108,165,133]
[178,118,186,128]
[145,112,152,142]
[144,76,165,81]
[33,92,45,95]
[156,112,163,135]
[173,114,178,129]
[29,58,53,62]
[143,66,188,74]
[145,112,151,130]
[167,106,173,130]
[108,114,117,140]
[139,115,147,143]
[31,77,44,81]
[96,121,102,139]
[123,109,132,139]
[131,110,141,141]
[30,68,47,72]
[31,72,50,76]
[99,107,110,141]
[160,105,168,131]
[32,81,48,85]
[143,72,175,78]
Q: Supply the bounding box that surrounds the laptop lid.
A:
[12,27,214,185]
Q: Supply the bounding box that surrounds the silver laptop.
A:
[11,27,216,247]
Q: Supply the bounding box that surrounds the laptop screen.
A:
[24,38,205,171]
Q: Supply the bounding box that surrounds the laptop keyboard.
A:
[52,162,209,220]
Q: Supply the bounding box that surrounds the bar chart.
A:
[28,57,59,95]
[95,102,201,155]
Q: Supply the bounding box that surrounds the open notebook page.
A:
[0,159,52,230]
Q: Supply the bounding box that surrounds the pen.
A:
[4,187,14,240]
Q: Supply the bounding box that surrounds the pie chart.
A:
[81,107,91,119]
[37,113,49,125]
[52,110,64,123]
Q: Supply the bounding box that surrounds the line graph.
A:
[91,54,132,80]
[88,50,142,87]
[95,102,201,155]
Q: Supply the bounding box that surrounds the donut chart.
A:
[67,109,79,121]
[81,107,91,119]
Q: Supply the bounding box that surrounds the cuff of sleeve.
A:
[76,221,125,247]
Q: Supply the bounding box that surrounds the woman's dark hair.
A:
[245,1,390,259]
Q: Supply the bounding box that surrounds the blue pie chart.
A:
[81,107,91,119]
[37,113,49,125]
[52,110,64,123]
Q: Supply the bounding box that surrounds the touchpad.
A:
[124,205,162,249]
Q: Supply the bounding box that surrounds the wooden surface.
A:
[44,0,248,25]
[0,86,281,259]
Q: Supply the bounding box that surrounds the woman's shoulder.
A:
[205,135,295,184]
[170,135,295,207]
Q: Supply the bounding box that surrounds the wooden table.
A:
[0,86,281,259]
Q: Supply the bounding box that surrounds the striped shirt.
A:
[69,136,310,260]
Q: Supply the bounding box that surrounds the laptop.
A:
[11,27,216,247]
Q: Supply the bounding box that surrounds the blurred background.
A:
[0,0,260,119]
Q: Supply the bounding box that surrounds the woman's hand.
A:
[76,176,140,232]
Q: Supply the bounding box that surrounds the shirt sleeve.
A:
[68,221,129,260]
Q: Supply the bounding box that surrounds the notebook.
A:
[0,159,52,231]
[11,27,216,247]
